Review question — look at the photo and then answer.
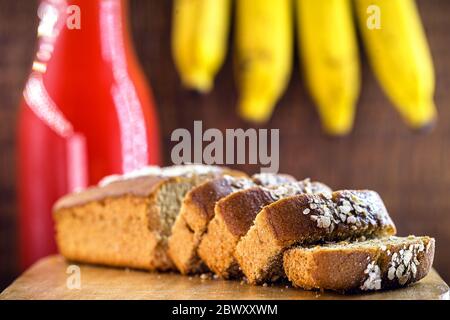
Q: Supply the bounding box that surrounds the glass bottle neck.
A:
[34,0,132,73]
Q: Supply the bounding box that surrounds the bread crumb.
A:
[200,273,209,280]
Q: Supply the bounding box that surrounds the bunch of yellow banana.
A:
[296,0,360,135]
[171,0,437,133]
[171,0,230,93]
[355,0,436,129]
[234,0,293,123]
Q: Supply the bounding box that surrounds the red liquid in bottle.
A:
[17,0,160,269]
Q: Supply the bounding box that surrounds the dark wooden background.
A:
[1,0,449,290]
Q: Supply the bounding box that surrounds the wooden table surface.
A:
[0,256,448,300]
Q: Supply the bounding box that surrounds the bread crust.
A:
[264,190,395,242]
[182,177,243,234]
[53,167,245,211]
[283,236,435,292]
[54,175,166,212]
[235,190,397,284]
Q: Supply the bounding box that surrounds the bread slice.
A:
[198,180,332,279]
[234,190,397,284]
[53,165,244,271]
[283,236,435,292]
[168,173,296,274]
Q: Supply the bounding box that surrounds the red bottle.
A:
[17,0,160,269]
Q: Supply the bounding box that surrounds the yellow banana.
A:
[172,0,230,93]
[235,0,293,123]
[296,0,360,135]
[355,0,436,129]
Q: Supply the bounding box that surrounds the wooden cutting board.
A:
[1,255,448,300]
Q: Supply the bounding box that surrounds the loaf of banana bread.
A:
[53,165,244,271]
[53,164,435,294]
[283,236,435,292]
[198,180,332,279]
[168,173,296,274]
[234,190,397,284]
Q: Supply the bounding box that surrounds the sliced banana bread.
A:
[168,173,296,274]
[53,165,244,271]
[283,236,435,292]
[234,190,397,284]
[198,180,332,278]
